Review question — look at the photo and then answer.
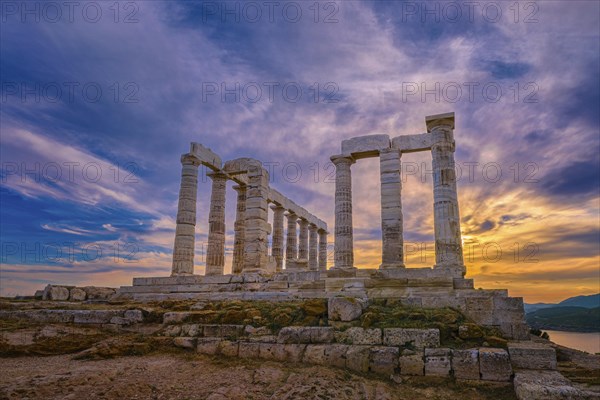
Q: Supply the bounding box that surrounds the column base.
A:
[379,263,405,270]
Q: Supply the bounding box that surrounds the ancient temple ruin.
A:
[118,112,529,340]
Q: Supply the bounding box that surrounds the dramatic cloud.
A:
[1,0,598,302]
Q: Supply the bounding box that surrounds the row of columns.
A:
[172,163,328,276]
[330,116,464,272]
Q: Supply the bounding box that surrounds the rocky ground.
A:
[0,353,517,400]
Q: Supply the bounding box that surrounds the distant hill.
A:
[526,306,600,332]
[524,293,600,313]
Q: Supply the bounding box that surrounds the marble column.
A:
[298,218,309,260]
[271,205,285,272]
[172,154,201,276]
[379,148,405,269]
[308,224,318,270]
[243,163,270,272]
[205,172,227,275]
[285,212,298,262]
[427,113,465,271]
[331,155,355,270]
[232,185,246,274]
[318,230,328,271]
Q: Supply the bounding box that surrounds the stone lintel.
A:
[341,134,390,159]
[425,112,455,132]
[391,133,433,153]
[189,143,222,169]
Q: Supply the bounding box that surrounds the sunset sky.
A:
[1,1,598,303]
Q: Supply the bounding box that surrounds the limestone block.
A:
[513,370,594,400]
[258,343,284,361]
[163,312,191,324]
[310,327,335,343]
[278,326,310,344]
[283,344,307,362]
[508,342,557,370]
[181,324,202,337]
[34,290,44,299]
[479,348,513,382]
[73,310,122,324]
[453,278,474,289]
[197,338,221,355]
[174,337,197,349]
[399,350,424,376]
[383,328,440,349]
[303,344,327,365]
[337,327,382,345]
[346,346,370,373]
[325,344,350,368]
[452,349,480,380]
[244,325,272,337]
[238,342,260,359]
[341,134,390,158]
[328,297,366,321]
[163,325,181,337]
[425,348,452,377]
[219,340,240,357]
[82,286,116,300]
[369,346,399,375]
[220,324,245,339]
[124,310,143,323]
[42,285,69,301]
[69,288,87,301]
[203,324,221,337]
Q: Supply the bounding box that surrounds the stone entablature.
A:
[171,143,328,277]
[331,112,464,274]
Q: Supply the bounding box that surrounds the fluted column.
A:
[331,155,355,270]
[205,172,227,275]
[298,218,309,260]
[271,205,285,272]
[232,185,246,274]
[308,224,318,270]
[427,113,465,272]
[243,163,270,272]
[172,154,201,275]
[318,230,328,271]
[379,148,405,269]
[285,212,298,262]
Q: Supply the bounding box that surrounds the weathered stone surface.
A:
[42,285,69,301]
[336,327,382,345]
[341,134,390,158]
[124,310,144,323]
[424,348,451,377]
[238,342,260,359]
[163,312,191,324]
[479,348,512,382]
[346,346,370,373]
[328,297,365,321]
[82,286,116,300]
[513,370,598,400]
[163,325,182,337]
[73,310,122,324]
[277,327,333,344]
[181,324,202,337]
[383,328,440,349]
[508,342,557,370]
[325,344,349,368]
[69,288,87,301]
[399,350,424,376]
[218,340,239,357]
[303,345,327,365]
[197,338,221,355]
[452,349,480,380]
[369,346,399,375]
[458,324,484,340]
[174,337,197,349]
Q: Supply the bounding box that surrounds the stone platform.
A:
[116,267,529,340]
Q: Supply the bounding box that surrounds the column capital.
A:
[270,204,285,211]
[298,218,309,226]
[330,154,355,166]
[285,211,298,219]
[181,153,201,166]
[426,112,455,132]
[232,184,246,192]
[308,223,318,232]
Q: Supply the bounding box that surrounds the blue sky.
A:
[1,1,599,302]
